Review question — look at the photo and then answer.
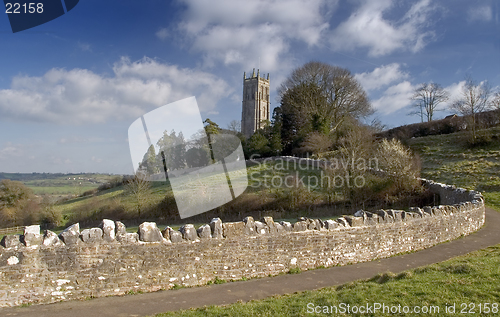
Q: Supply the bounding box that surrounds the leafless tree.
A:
[450,75,492,142]
[491,91,500,110]
[226,120,241,133]
[126,175,152,220]
[409,82,449,122]
[298,131,333,155]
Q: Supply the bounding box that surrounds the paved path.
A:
[3,208,500,317]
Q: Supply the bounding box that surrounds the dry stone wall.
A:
[0,179,485,307]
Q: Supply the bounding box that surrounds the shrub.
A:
[81,188,98,197]
[376,139,419,192]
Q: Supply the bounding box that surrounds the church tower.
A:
[241,69,270,138]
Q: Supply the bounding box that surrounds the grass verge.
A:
[153,245,500,317]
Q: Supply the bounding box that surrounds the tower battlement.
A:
[241,68,270,138]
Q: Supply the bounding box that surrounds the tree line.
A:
[0,179,61,229]
[410,75,500,144]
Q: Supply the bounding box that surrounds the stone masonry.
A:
[0,179,485,307]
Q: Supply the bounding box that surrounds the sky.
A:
[0,0,499,174]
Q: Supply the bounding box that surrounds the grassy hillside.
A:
[52,162,331,228]
[407,126,500,210]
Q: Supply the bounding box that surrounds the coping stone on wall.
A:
[324,219,338,230]
[22,225,42,247]
[180,224,198,241]
[254,221,269,235]
[262,217,278,234]
[223,221,245,238]
[243,216,256,235]
[162,226,182,243]
[276,222,285,233]
[314,219,324,230]
[336,217,350,227]
[362,212,379,226]
[138,222,164,242]
[344,215,364,227]
[42,230,64,247]
[293,220,307,232]
[210,218,223,239]
[100,219,116,242]
[59,223,80,245]
[280,221,293,231]
[116,232,139,244]
[374,210,394,223]
[115,221,127,237]
[1,235,22,248]
[387,210,404,221]
[80,228,103,244]
[197,224,211,239]
[409,207,424,217]
[423,206,433,216]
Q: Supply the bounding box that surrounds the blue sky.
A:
[0,0,499,174]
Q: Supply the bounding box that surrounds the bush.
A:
[39,205,63,229]
[81,188,98,197]
[463,131,493,148]
[376,139,419,192]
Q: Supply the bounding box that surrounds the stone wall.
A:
[0,179,485,307]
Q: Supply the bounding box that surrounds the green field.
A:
[0,172,120,196]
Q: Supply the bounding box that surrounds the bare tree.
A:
[491,91,500,110]
[450,75,492,142]
[409,82,449,122]
[227,120,241,133]
[126,175,152,220]
[298,131,333,155]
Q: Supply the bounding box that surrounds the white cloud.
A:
[355,63,408,91]
[77,41,91,52]
[330,0,437,57]
[0,57,232,124]
[372,81,415,114]
[58,136,112,144]
[91,156,102,163]
[0,142,24,160]
[467,5,492,23]
[50,156,72,165]
[176,0,335,70]
[444,81,466,103]
[156,28,169,40]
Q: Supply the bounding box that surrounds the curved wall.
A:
[0,178,485,307]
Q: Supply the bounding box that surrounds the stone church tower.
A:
[241,69,270,138]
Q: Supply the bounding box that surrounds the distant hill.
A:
[0,172,117,182]
[0,172,74,181]
[0,173,121,196]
